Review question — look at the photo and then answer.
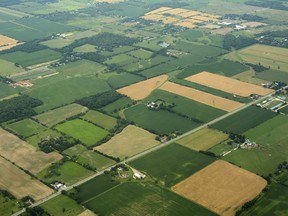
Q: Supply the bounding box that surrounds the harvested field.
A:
[0,157,53,200]
[178,10,201,18]
[177,128,228,151]
[0,34,20,51]
[117,75,168,100]
[241,22,267,28]
[174,21,196,28]
[94,125,160,159]
[185,71,272,97]
[0,128,62,174]
[160,82,244,112]
[145,7,172,15]
[172,160,267,216]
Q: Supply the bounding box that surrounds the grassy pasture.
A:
[139,63,177,78]
[211,106,277,134]
[85,182,216,215]
[130,143,215,187]
[0,82,20,100]
[6,119,47,138]
[41,38,74,49]
[81,110,117,131]
[73,44,97,53]
[101,96,134,115]
[255,69,288,83]
[127,48,153,59]
[124,104,200,135]
[40,195,84,216]
[107,73,144,89]
[0,59,24,76]
[34,103,88,127]
[177,128,228,151]
[56,119,109,147]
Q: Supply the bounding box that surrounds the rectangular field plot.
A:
[0,59,24,76]
[107,73,145,89]
[172,160,266,216]
[124,104,200,135]
[160,82,244,112]
[130,143,215,187]
[255,69,288,83]
[26,129,61,148]
[117,75,168,100]
[177,128,228,151]
[127,48,153,59]
[0,82,20,100]
[84,182,216,216]
[94,125,160,160]
[223,115,288,176]
[81,110,117,131]
[34,103,88,127]
[0,128,62,174]
[185,71,273,97]
[211,106,277,134]
[0,34,19,51]
[0,157,53,201]
[101,96,134,115]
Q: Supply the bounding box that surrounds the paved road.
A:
[12,90,277,216]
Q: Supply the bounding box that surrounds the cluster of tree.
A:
[256,30,288,48]
[222,13,265,21]
[245,63,268,72]
[94,149,120,162]
[228,133,246,144]
[23,206,50,216]
[245,0,288,11]
[76,91,123,110]
[223,34,257,50]
[0,189,16,200]
[81,52,106,63]
[0,76,14,84]
[235,196,259,216]
[0,95,43,123]
[38,136,77,153]
[0,0,20,7]
[0,40,47,55]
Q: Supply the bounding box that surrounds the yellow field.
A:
[0,157,53,200]
[185,71,273,97]
[178,10,201,18]
[177,128,228,151]
[0,34,20,51]
[160,8,190,15]
[145,7,172,15]
[172,160,267,216]
[160,82,244,112]
[117,75,168,100]
[174,21,196,28]
[94,125,160,159]
[0,128,62,175]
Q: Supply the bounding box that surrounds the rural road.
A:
[12,90,277,216]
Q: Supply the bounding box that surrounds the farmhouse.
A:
[240,139,258,149]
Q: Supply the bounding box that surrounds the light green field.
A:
[6,119,47,138]
[0,59,24,76]
[104,53,137,66]
[41,38,74,49]
[34,103,88,127]
[101,96,134,115]
[26,129,61,148]
[0,195,21,216]
[81,110,117,130]
[73,44,97,53]
[127,48,153,59]
[0,83,20,100]
[56,119,109,146]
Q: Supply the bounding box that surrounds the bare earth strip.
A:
[185,71,273,97]
[0,157,53,200]
[117,75,168,100]
[172,160,267,216]
[94,125,160,160]
[78,209,96,216]
[0,34,21,51]
[0,128,62,175]
[160,82,244,112]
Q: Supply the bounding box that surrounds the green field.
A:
[63,144,115,170]
[279,105,288,114]
[101,96,135,115]
[0,194,21,216]
[211,106,277,134]
[34,103,88,127]
[73,44,97,53]
[124,104,200,135]
[85,182,216,216]
[107,73,144,89]
[81,110,117,131]
[26,129,61,148]
[0,59,24,76]
[104,54,137,66]
[127,48,153,59]
[40,195,84,216]
[6,119,47,138]
[130,143,215,187]
[144,89,226,123]
[41,38,74,49]
[223,115,288,176]
[139,63,177,78]
[255,69,288,83]
[56,119,109,146]
[38,161,93,185]
[0,83,20,100]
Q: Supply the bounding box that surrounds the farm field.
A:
[280,105,288,114]
[94,125,160,160]
[73,44,97,53]
[104,53,137,66]
[0,157,53,201]
[255,69,288,83]
[130,143,215,187]
[0,34,19,51]
[56,119,109,146]
[0,83,20,100]
[40,195,84,216]
[85,182,216,216]
[6,119,47,138]
[101,96,134,115]
[107,73,144,89]
[177,128,228,151]
[26,129,61,148]
[0,59,24,76]
[185,71,273,97]
[81,110,117,130]
[211,106,277,134]
[117,75,168,100]
[0,128,62,174]
[34,103,88,127]
[124,104,200,135]
[160,81,244,112]
[223,115,288,176]
[172,160,267,216]
[127,48,153,59]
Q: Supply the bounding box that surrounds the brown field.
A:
[94,125,160,160]
[241,21,267,28]
[0,34,20,51]
[161,17,179,24]
[185,19,204,24]
[0,157,53,200]
[212,27,233,35]
[172,160,267,216]
[185,71,273,97]
[117,75,168,100]
[160,82,244,112]
[200,24,221,29]
[0,128,62,175]
[193,15,219,22]
[145,7,172,15]
[177,128,228,151]
[174,21,196,28]
[160,8,190,15]
[178,10,201,18]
